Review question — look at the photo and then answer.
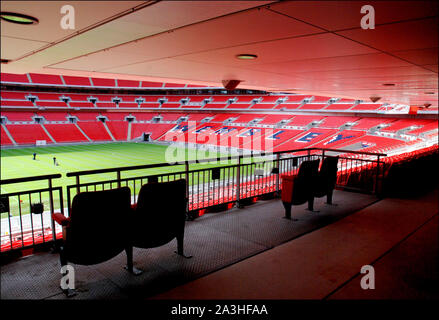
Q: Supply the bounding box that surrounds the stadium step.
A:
[152,189,438,299]
[127,121,132,141]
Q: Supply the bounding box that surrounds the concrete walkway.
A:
[152,189,438,299]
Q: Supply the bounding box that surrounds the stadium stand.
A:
[1,111,36,122]
[29,73,63,85]
[275,103,301,109]
[351,103,382,111]
[324,103,355,110]
[0,100,34,107]
[37,112,69,121]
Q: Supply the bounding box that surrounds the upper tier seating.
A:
[0,100,34,107]
[299,103,328,110]
[258,115,294,125]
[351,103,382,111]
[1,91,30,100]
[379,119,435,133]
[36,101,68,108]
[225,103,253,109]
[318,116,359,128]
[69,102,95,108]
[287,115,325,127]
[275,103,301,110]
[29,73,63,85]
[37,112,69,121]
[324,103,355,110]
[1,111,36,121]
[350,117,395,130]
[250,103,277,110]
[69,112,100,121]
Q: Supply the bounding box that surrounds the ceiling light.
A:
[236,54,258,60]
[382,83,395,86]
[1,59,11,64]
[0,12,39,25]
[424,92,435,95]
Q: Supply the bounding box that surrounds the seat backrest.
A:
[297,158,320,182]
[319,156,339,185]
[133,179,187,248]
[290,159,320,204]
[65,187,131,265]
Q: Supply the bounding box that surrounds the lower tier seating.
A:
[106,121,129,141]
[5,124,52,144]
[1,126,14,145]
[77,122,112,141]
[44,124,88,143]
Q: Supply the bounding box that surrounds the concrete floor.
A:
[152,189,438,300]
[1,188,437,300]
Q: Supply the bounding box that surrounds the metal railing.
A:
[1,174,63,253]
[1,147,386,254]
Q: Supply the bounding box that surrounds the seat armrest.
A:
[281,174,297,203]
[52,213,70,227]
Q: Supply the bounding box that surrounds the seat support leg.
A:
[175,234,192,259]
[124,246,143,275]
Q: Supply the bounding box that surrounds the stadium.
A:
[0,0,438,305]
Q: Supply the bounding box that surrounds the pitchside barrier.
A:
[0,148,386,256]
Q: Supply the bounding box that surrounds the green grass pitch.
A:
[1,142,268,218]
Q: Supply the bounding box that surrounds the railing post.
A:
[375,155,381,196]
[307,149,311,160]
[117,171,121,188]
[48,178,56,242]
[75,176,80,193]
[275,153,280,197]
[236,156,241,208]
[185,161,190,212]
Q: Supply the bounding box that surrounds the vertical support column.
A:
[185,161,190,213]
[75,176,80,194]
[117,171,121,188]
[375,155,381,196]
[275,153,280,197]
[236,156,242,208]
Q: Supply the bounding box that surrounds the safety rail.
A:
[1,148,386,255]
[1,174,63,254]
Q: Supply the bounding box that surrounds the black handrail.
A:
[65,148,386,178]
[1,173,62,185]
